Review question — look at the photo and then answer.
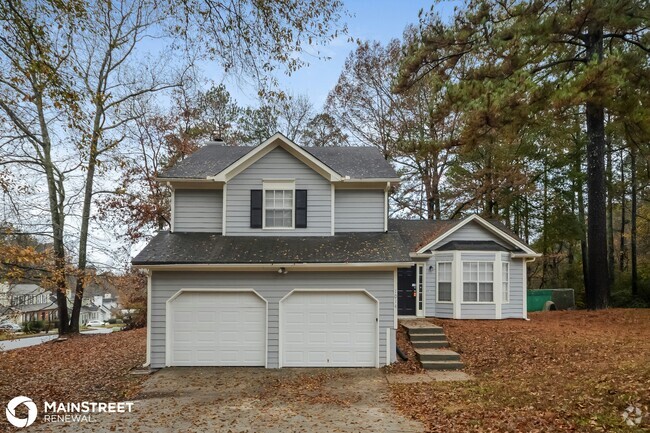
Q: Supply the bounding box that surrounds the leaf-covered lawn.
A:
[0,328,146,421]
[390,309,650,432]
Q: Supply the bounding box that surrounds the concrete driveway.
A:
[28,368,423,432]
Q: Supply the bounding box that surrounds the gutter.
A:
[510,253,543,260]
[132,261,414,271]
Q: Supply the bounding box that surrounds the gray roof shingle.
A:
[159,142,398,180]
[132,231,412,265]
[389,218,530,252]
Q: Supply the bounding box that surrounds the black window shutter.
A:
[295,189,307,228]
[250,189,262,228]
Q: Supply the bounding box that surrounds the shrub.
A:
[107,318,117,325]
[22,320,44,333]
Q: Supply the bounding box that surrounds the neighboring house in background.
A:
[0,283,58,324]
[132,133,540,370]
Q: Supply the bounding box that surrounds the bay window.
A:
[437,262,452,302]
[462,262,494,302]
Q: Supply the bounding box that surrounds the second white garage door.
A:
[168,291,266,366]
[280,291,378,367]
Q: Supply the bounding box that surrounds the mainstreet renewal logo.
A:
[6,396,37,428]
[5,396,134,427]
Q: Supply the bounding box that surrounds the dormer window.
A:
[263,181,295,229]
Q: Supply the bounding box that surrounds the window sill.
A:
[461,301,496,305]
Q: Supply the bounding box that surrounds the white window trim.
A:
[502,262,510,304]
[262,180,295,230]
[416,263,425,316]
[461,261,496,304]
[436,261,453,303]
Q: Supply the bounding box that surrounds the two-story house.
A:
[133,133,539,369]
[0,283,58,324]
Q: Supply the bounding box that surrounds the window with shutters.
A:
[263,181,295,229]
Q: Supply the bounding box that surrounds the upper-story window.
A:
[263,181,295,229]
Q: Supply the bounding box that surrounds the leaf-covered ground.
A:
[0,328,146,429]
[390,309,650,432]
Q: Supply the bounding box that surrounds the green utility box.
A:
[527,289,554,312]
[527,288,575,312]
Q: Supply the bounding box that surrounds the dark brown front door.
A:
[397,266,417,315]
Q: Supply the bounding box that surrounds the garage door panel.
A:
[281,291,377,367]
[169,291,266,366]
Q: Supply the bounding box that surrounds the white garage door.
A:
[169,291,266,366]
[281,291,377,367]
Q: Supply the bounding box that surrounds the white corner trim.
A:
[384,184,389,232]
[222,183,227,235]
[144,270,152,367]
[417,214,537,255]
[165,288,268,368]
[522,258,528,319]
[453,251,462,319]
[386,328,391,366]
[170,186,175,233]
[393,269,398,329]
[494,253,502,319]
[278,288,380,368]
[331,184,335,235]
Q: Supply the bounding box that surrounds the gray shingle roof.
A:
[304,147,398,179]
[389,218,530,252]
[437,240,520,252]
[159,143,398,180]
[132,231,412,265]
[160,145,253,179]
[388,219,462,251]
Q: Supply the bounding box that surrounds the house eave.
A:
[133,261,414,271]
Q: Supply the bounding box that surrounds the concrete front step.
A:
[412,341,449,349]
[416,349,461,362]
[409,333,448,342]
[421,360,465,370]
[407,327,445,336]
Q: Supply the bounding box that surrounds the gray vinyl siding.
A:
[226,147,331,235]
[429,220,511,249]
[150,270,395,369]
[335,189,384,232]
[174,189,222,232]
[461,252,496,261]
[425,253,453,318]
[460,303,497,319]
[502,258,525,318]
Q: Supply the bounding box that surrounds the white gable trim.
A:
[416,214,537,255]
[207,133,342,182]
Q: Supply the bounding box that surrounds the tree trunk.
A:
[606,132,615,287]
[37,96,70,335]
[575,137,589,294]
[69,104,102,333]
[619,148,626,272]
[584,25,609,309]
[630,144,638,297]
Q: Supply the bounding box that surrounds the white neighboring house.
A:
[80,295,116,324]
[0,283,58,324]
